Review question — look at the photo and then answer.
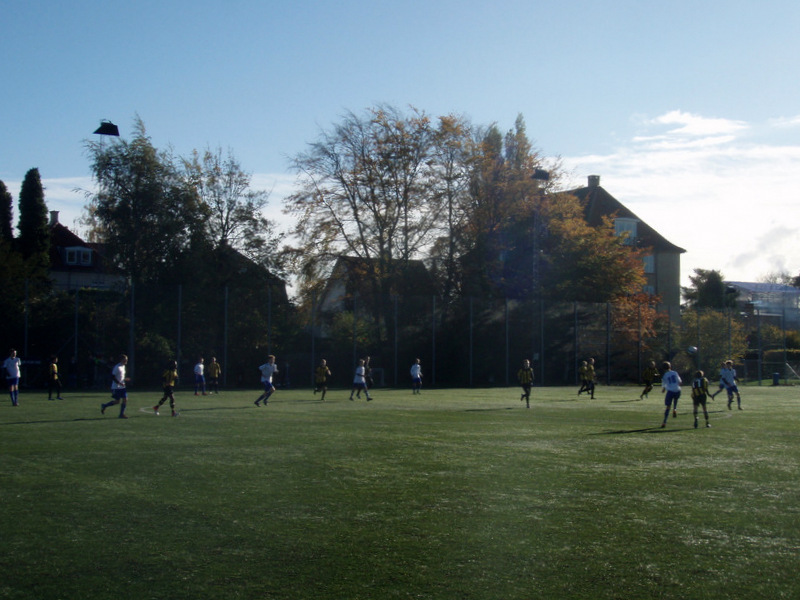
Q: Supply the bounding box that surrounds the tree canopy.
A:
[682,268,738,310]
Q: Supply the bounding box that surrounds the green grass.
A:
[1,384,798,599]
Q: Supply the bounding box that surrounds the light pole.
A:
[531,168,549,384]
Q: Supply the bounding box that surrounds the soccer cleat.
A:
[254,399,261,407]
[660,423,666,428]
[172,411,178,417]
[738,406,743,410]
[694,418,698,429]
[101,404,106,415]
[119,415,128,419]
[706,422,711,428]
[673,409,677,418]
[728,402,732,410]
[153,406,159,415]
[349,396,354,401]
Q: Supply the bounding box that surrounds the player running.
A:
[255,355,278,406]
[517,358,534,408]
[711,360,742,410]
[660,361,682,428]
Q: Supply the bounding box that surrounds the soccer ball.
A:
[687,346,698,355]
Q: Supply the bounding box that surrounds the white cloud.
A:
[769,115,800,129]
[563,110,800,285]
[647,110,748,138]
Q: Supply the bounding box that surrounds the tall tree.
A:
[82,117,203,283]
[181,147,282,273]
[0,180,13,242]
[459,117,552,299]
[428,114,475,308]
[542,194,647,302]
[17,168,50,262]
[286,105,440,337]
[682,268,738,309]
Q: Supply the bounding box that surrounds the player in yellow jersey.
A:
[577,360,588,396]
[153,360,179,417]
[517,358,534,408]
[691,370,711,428]
[314,359,331,401]
[48,355,64,400]
[207,357,222,394]
[640,360,659,399]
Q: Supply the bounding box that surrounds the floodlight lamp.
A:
[94,120,120,136]
[532,168,550,181]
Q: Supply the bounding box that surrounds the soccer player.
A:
[577,360,589,396]
[517,358,534,408]
[712,360,742,410]
[154,360,179,417]
[207,357,221,394]
[660,361,682,428]
[710,361,727,398]
[349,359,372,401]
[255,355,278,406]
[101,354,130,419]
[314,359,331,401]
[364,355,374,391]
[193,357,207,396]
[410,358,423,394]
[585,357,597,399]
[640,360,659,399]
[691,370,711,428]
[48,355,64,401]
[3,348,22,406]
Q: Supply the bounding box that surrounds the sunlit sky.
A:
[3,0,800,286]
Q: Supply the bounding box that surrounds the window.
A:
[643,255,655,274]
[65,247,92,266]
[615,218,638,245]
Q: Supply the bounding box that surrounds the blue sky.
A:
[3,0,800,286]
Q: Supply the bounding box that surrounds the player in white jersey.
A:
[711,360,741,410]
[3,348,22,406]
[255,355,278,406]
[101,354,130,419]
[349,359,372,401]
[660,361,682,428]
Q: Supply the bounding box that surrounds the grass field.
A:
[1,383,798,599]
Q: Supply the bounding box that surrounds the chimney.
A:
[49,210,60,226]
[588,175,600,188]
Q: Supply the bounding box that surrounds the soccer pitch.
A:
[1,384,798,599]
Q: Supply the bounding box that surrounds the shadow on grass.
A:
[0,404,255,426]
[464,407,516,412]
[594,426,695,435]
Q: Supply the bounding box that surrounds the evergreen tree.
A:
[0,180,13,242]
[682,269,738,309]
[17,168,50,271]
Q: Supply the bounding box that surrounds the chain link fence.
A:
[8,284,799,390]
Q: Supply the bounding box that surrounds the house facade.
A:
[48,211,127,292]
[566,175,685,315]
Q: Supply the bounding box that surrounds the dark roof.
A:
[50,222,87,248]
[327,255,436,296]
[566,182,686,254]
